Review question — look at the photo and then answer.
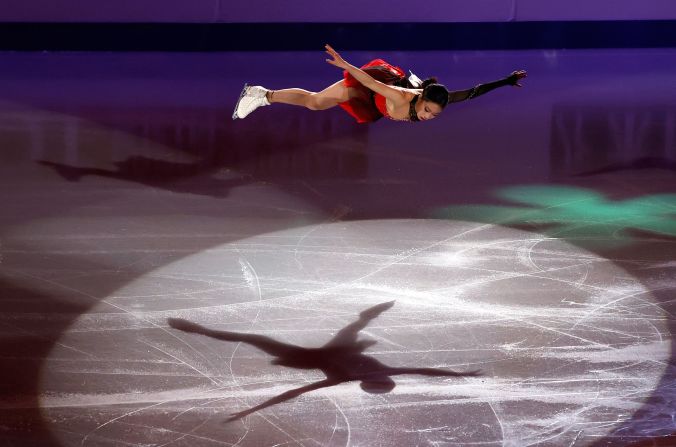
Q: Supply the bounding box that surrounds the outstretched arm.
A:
[448,70,527,103]
[225,379,340,421]
[387,367,483,377]
[324,44,411,106]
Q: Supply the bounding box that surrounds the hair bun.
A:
[421,77,439,89]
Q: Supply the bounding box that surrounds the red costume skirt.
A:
[338,59,406,124]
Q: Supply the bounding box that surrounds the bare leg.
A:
[267,80,350,111]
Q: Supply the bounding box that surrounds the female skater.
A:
[233,44,527,124]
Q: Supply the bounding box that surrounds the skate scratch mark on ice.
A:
[239,259,263,325]
[524,382,603,447]
[518,238,546,272]
[561,320,644,342]
[112,253,154,274]
[140,339,220,386]
[334,396,351,447]
[315,378,351,447]
[79,383,245,446]
[631,295,676,320]
[587,421,624,430]
[11,269,224,384]
[497,310,611,348]
[154,419,220,447]
[427,243,617,311]
[598,361,650,374]
[57,429,140,446]
[404,425,451,433]
[571,288,668,334]
[164,382,264,445]
[568,429,583,446]
[614,387,659,402]
[154,272,245,288]
[226,258,302,444]
[332,223,498,293]
[525,240,592,290]
[113,421,234,447]
[145,325,225,384]
[360,329,407,350]
[258,223,494,305]
[527,238,548,272]
[168,390,304,447]
[522,424,577,447]
[466,328,506,447]
[111,283,241,299]
[615,286,676,320]
[299,180,325,200]
[170,394,226,422]
[524,388,604,447]
[571,262,591,291]
[233,413,306,447]
[80,400,169,446]
[0,319,95,358]
[224,260,265,423]
[449,236,599,278]
[222,259,262,400]
[327,409,341,445]
[423,285,626,349]
[292,223,324,271]
[431,263,601,300]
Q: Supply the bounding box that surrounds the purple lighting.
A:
[2,0,676,22]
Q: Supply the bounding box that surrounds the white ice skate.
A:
[232,84,271,120]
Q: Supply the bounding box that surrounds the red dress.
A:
[338,59,406,124]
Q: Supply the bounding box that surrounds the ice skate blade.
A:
[232,83,249,120]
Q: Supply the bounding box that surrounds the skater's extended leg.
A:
[268,80,350,111]
[168,318,298,358]
[226,379,339,421]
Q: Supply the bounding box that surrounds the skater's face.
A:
[416,99,443,121]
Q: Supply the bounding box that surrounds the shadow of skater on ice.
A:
[39,156,251,197]
[168,301,481,421]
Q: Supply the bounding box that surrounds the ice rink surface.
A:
[0,49,674,446]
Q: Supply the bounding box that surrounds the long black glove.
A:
[448,72,521,103]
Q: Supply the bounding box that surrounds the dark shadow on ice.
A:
[573,156,676,177]
[168,301,480,421]
[38,157,251,197]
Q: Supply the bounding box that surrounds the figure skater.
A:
[168,301,480,421]
[233,44,527,124]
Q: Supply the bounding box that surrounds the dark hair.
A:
[394,74,449,122]
[421,77,449,108]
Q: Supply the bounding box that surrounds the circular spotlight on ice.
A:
[41,219,669,447]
